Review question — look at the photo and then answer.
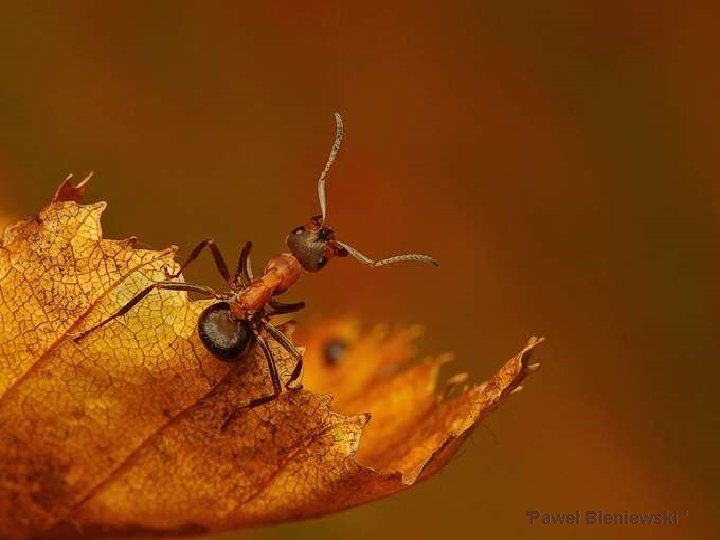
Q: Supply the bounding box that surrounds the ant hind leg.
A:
[74,282,218,342]
[246,333,283,407]
[264,322,304,390]
[220,333,283,431]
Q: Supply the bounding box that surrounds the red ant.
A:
[74,113,438,408]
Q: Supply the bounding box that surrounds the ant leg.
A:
[220,331,303,430]
[233,241,254,284]
[220,333,283,431]
[166,239,232,286]
[244,333,283,408]
[268,298,305,314]
[74,282,218,342]
[264,322,303,389]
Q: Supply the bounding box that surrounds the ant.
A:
[74,113,438,409]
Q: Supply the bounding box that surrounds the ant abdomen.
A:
[198,302,255,361]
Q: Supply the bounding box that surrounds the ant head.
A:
[286,113,439,273]
[286,215,348,272]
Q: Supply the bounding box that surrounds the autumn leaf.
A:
[0,176,541,539]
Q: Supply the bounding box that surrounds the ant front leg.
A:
[74,282,219,342]
[166,239,233,286]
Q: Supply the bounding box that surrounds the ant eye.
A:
[317,255,328,269]
[292,226,305,236]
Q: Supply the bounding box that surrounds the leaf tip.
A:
[521,336,544,372]
[53,172,94,203]
[120,235,139,248]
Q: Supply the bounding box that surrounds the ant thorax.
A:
[231,253,302,320]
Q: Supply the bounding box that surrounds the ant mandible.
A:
[74,113,438,409]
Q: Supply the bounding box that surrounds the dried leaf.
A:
[0,177,541,539]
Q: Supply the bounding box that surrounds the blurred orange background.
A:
[0,3,717,539]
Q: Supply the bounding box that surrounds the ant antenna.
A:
[334,240,439,268]
[317,112,344,225]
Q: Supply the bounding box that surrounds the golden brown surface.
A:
[0,180,539,539]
